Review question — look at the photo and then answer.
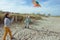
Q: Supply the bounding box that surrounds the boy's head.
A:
[27,16,30,18]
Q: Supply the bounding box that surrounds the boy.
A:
[24,16,31,28]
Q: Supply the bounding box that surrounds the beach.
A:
[0,17,60,40]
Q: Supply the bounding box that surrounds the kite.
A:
[32,0,41,7]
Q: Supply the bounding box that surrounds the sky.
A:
[0,0,60,16]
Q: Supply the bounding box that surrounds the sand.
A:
[0,17,60,40]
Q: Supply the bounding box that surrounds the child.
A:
[24,16,31,28]
[2,13,14,40]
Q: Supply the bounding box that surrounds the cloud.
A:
[0,0,39,13]
[0,0,27,11]
[0,0,60,16]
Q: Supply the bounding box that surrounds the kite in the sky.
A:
[32,0,41,7]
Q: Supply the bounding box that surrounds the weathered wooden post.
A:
[15,14,17,22]
[16,15,17,22]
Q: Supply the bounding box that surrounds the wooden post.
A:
[15,15,17,22]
